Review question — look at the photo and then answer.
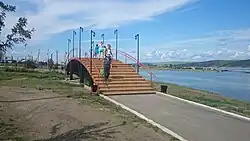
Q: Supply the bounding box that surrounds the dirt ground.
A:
[0,86,175,141]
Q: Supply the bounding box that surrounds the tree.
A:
[0,1,34,60]
[169,64,173,68]
[48,58,54,70]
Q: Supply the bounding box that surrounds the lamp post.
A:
[47,49,49,68]
[90,30,96,75]
[114,29,118,60]
[67,39,71,77]
[79,27,84,83]
[56,50,58,70]
[67,39,71,61]
[71,30,76,80]
[101,33,104,44]
[79,27,83,58]
[135,34,140,73]
[72,31,76,57]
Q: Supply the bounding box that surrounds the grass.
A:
[0,118,25,141]
[0,69,69,141]
[0,69,179,141]
[153,82,250,117]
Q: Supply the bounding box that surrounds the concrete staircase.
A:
[80,58,155,95]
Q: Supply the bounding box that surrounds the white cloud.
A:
[192,55,201,60]
[141,28,250,62]
[231,51,245,58]
[2,0,194,42]
[168,28,250,49]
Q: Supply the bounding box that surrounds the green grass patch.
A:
[0,118,25,141]
[0,68,65,81]
[154,82,250,117]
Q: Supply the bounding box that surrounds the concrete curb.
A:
[156,92,250,121]
[99,94,188,141]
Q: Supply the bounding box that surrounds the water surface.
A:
[140,69,250,102]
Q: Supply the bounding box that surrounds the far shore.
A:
[148,67,218,72]
[153,81,250,118]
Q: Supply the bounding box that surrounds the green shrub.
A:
[3,66,36,73]
[4,67,16,72]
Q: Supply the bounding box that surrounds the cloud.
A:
[2,0,194,42]
[168,28,250,49]
[142,28,250,62]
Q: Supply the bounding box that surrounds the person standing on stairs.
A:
[106,44,113,68]
[94,44,99,58]
[99,42,105,59]
[103,56,112,82]
[106,44,113,59]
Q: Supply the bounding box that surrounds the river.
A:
[140,69,250,102]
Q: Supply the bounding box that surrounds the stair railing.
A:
[112,49,156,86]
[85,57,104,86]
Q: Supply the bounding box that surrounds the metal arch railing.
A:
[112,49,156,86]
[69,58,104,86]
[66,48,79,64]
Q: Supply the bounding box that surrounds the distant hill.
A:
[151,61,191,65]
[175,59,250,67]
[137,61,191,66]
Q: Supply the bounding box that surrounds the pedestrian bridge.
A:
[66,50,155,95]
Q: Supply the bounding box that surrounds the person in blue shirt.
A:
[94,44,99,58]
[99,42,104,59]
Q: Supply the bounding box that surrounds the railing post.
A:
[135,34,140,73]
[114,29,118,60]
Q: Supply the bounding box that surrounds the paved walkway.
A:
[110,94,250,141]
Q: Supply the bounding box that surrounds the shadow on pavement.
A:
[35,121,126,141]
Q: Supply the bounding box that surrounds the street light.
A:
[67,39,71,61]
[72,31,76,57]
[71,30,76,80]
[101,33,104,44]
[135,34,140,73]
[79,27,83,58]
[114,29,118,60]
[90,30,96,75]
[79,27,84,83]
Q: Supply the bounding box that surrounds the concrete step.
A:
[85,66,133,70]
[92,74,142,79]
[97,80,150,84]
[88,68,135,72]
[95,77,145,82]
[81,60,123,64]
[85,66,132,69]
[102,90,156,96]
[92,71,138,75]
[98,83,151,88]
[100,87,154,92]
[83,62,129,66]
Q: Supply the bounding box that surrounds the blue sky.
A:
[2,0,250,63]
